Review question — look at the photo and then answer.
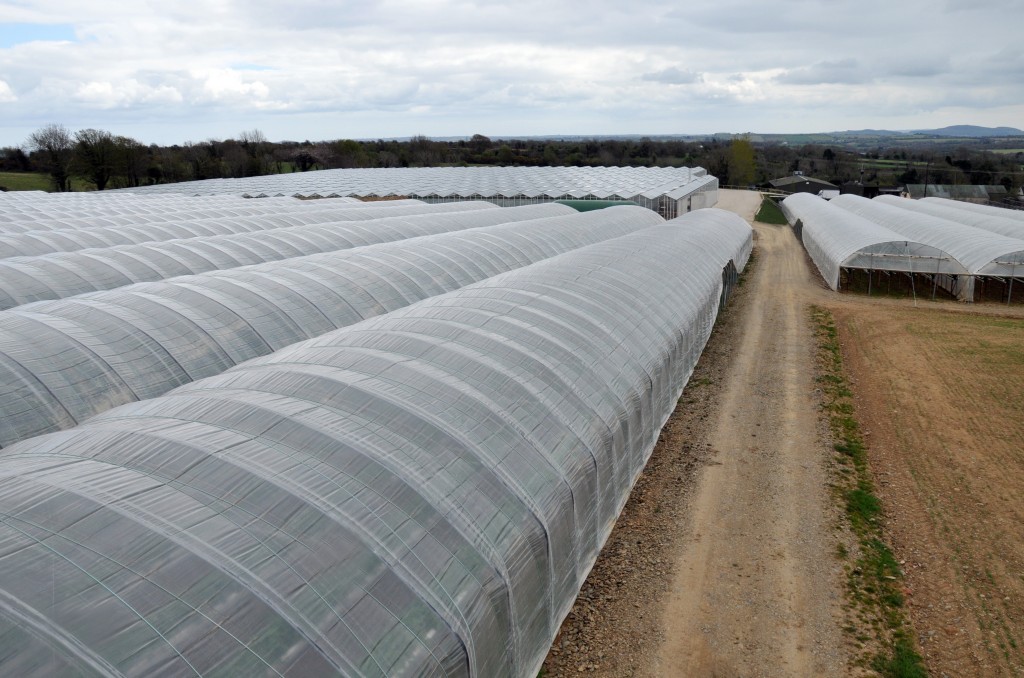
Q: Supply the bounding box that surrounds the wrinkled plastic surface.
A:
[885,195,1024,240]
[0,203,563,309]
[0,209,751,677]
[0,201,489,259]
[0,205,655,447]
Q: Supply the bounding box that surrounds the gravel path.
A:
[541,191,852,677]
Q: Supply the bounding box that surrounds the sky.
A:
[0,0,1021,147]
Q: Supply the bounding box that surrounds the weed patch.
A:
[811,305,927,677]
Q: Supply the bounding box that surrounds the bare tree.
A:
[74,128,118,190]
[114,136,147,188]
[237,128,274,175]
[26,123,75,191]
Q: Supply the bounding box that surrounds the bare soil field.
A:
[833,304,1024,676]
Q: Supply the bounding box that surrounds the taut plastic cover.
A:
[0,209,751,676]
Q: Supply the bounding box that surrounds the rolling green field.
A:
[0,172,89,192]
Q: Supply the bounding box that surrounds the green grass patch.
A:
[0,172,90,192]
[811,305,928,677]
[754,196,788,224]
[0,171,55,191]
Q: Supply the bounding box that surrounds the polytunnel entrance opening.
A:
[973,275,1024,305]
[838,268,961,301]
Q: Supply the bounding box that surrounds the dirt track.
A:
[655,194,848,676]
[543,190,1024,677]
[542,190,852,677]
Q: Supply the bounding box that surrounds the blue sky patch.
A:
[0,23,77,48]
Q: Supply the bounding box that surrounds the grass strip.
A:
[754,196,788,224]
[811,305,927,678]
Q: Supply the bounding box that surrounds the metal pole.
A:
[1010,262,1017,306]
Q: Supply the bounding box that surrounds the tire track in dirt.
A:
[655,217,848,677]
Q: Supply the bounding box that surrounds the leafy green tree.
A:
[727,136,756,186]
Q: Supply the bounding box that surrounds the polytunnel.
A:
[830,194,1024,301]
[0,201,491,259]
[0,195,321,230]
[0,209,752,677]
[0,205,661,447]
[877,194,1024,240]
[921,196,1024,227]
[0,197,377,235]
[0,203,568,309]
[782,193,966,294]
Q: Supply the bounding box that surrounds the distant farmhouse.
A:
[768,174,838,195]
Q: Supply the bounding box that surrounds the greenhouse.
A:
[830,194,1024,301]
[0,197,382,235]
[0,194,306,229]
[0,209,750,677]
[0,203,563,309]
[0,205,665,447]
[782,193,966,296]
[877,195,1024,240]
[920,196,1024,225]
[0,200,485,259]
[112,166,719,217]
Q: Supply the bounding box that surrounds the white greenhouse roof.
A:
[0,204,655,447]
[782,193,963,289]
[0,200,467,259]
[0,209,749,677]
[883,195,1024,240]
[830,194,1024,276]
[0,203,569,310]
[920,196,1024,225]
[111,165,715,207]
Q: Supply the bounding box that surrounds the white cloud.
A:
[0,0,1019,144]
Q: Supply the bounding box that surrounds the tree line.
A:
[4,124,1021,197]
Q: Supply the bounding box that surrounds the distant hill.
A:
[833,129,905,137]
[915,125,1024,137]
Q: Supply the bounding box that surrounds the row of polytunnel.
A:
[110,166,709,200]
[0,193,752,676]
[782,193,1024,301]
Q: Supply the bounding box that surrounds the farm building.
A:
[112,165,719,218]
[0,194,751,676]
[768,174,837,195]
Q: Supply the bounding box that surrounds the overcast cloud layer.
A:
[0,0,1020,146]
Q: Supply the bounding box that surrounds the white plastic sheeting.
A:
[881,195,1024,240]
[782,193,964,289]
[920,196,1024,225]
[0,193,283,225]
[0,205,658,447]
[830,194,1024,277]
[0,203,568,309]
[109,166,719,215]
[0,201,488,259]
[0,209,750,677]
[0,197,373,235]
